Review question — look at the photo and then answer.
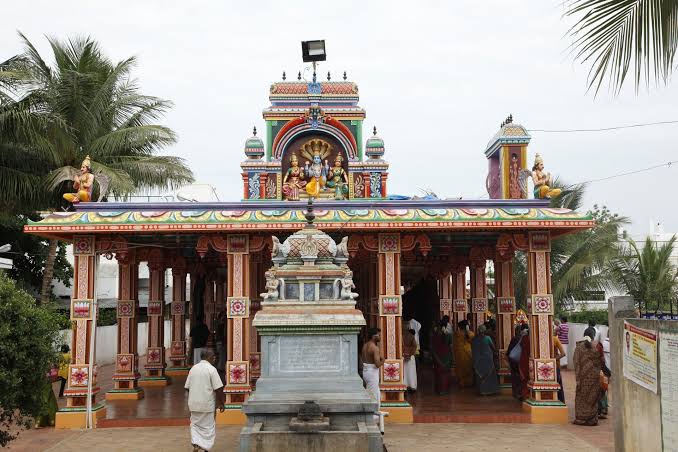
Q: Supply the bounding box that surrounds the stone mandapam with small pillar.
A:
[24,73,593,430]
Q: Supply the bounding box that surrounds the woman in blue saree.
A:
[471,324,499,395]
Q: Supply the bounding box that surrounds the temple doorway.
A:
[400,278,527,423]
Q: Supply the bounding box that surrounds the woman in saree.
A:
[507,324,527,399]
[453,320,474,388]
[518,324,531,400]
[573,328,603,426]
[431,320,453,395]
[471,324,499,395]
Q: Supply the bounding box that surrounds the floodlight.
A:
[301,40,326,62]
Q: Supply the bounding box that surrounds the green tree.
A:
[0,214,71,297]
[611,235,678,313]
[0,272,62,446]
[566,0,678,94]
[1,33,194,303]
[513,180,629,310]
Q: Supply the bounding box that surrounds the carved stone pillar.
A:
[56,236,107,428]
[525,231,567,423]
[469,248,489,332]
[107,250,143,400]
[140,249,170,386]
[167,257,189,376]
[494,248,516,390]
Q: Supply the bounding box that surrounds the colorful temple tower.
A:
[485,115,531,200]
[240,76,389,201]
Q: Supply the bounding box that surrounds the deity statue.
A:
[339,269,359,301]
[260,269,280,301]
[531,153,561,199]
[508,153,522,199]
[63,155,95,204]
[325,154,349,200]
[301,140,331,198]
[282,153,306,201]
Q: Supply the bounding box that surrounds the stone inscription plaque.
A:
[279,336,341,373]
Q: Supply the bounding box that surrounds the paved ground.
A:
[7,424,600,452]
[6,364,614,451]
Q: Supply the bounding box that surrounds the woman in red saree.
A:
[431,320,453,395]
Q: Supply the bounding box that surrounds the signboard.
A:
[660,330,678,452]
[623,321,658,393]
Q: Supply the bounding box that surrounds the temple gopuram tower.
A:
[240,74,389,201]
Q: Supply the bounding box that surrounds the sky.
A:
[4,0,677,236]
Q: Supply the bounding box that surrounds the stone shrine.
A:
[239,201,382,451]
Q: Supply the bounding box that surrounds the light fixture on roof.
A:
[301,40,326,62]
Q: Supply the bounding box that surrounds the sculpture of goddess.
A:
[282,153,306,201]
[339,269,359,301]
[325,154,349,200]
[508,153,522,199]
[63,155,95,204]
[531,153,562,199]
[304,150,327,198]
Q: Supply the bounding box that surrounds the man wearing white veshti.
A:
[361,327,384,432]
[185,350,225,451]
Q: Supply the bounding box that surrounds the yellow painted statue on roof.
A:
[63,155,95,204]
[531,153,561,199]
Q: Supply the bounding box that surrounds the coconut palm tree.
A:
[566,0,678,94]
[1,33,194,303]
[513,180,629,310]
[610,235,678,314]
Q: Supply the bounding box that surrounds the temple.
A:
[25,71,593,429]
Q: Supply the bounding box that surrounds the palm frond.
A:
[566,0,678,94]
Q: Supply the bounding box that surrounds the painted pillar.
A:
[107,250,143,400]
[525,231,567,423]
[222,234,251,422]
[204,274,216,349]
[376,233,407,412]
[469,251,488,332]
[451,263,469,327]
[259,173,268,199]
[55,235,107,428]
[438,272,453,321]
[140,250,169,386]
[249,253,263,383]
[167,257,189,376]
[363,171,371,198]
[494,249,516,389]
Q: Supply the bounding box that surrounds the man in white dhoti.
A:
[361,327,384,432]
[185,350,225,451]
[402,326,418,392]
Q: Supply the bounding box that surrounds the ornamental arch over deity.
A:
[240,75,388,201]
[24,55,594,433]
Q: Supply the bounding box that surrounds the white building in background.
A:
[569,220,678,312]
[52,183,218,308]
